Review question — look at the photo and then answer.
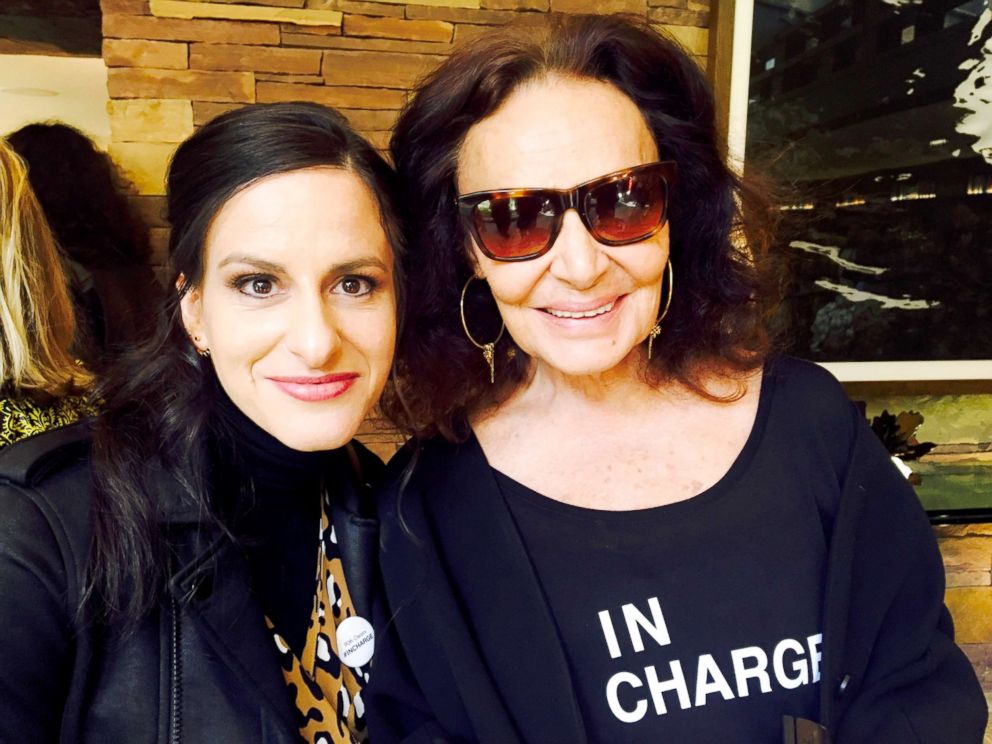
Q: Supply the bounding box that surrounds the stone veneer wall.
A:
[98,0,710,457]
[937,525,992,699]
[99,0,710,261]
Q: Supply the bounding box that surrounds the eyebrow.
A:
[217,254,390,275]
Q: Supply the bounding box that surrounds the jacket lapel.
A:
[169,532,299,734]
[421,436,587,744]
[332,447,378,621]
[158,468,298,735]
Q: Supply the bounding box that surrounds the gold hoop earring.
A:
[647,259,674,362]
[460,276,505,384]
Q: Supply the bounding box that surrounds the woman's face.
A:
[457,76,670,380]
[181,167,396,452]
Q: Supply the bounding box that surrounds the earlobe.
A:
[178,276,206,350]
[466,246,487,281]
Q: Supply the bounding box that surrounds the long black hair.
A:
[85,102,404,625]
[385,14,780,441]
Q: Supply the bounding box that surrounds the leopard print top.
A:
[0,393,96,448]
[267,488,369,744]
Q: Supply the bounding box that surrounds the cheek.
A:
[622,235,669,286]
[201,304,282,370]
[356,306,398,367]
[483,264,545,309]
[472,244,543,309]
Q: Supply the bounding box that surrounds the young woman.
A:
[369,15,986,744]
[0,138,94,447]
[0,103,401,743]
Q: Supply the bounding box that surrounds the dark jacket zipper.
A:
[169,596,183,744]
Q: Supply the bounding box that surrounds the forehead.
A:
[457,75,659,193]
[204,166,390,267]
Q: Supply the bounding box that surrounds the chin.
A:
[539,348,634,378]
[278,430,356,453]
[268,415,362,453]
[540,344,630,377]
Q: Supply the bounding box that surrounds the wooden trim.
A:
[708,0,752,167]
[708,0,735,160]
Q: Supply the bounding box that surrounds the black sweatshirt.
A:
[368,357,987,744]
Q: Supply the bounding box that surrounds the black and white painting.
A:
[743,0,992,376]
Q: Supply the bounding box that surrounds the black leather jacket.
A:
[0,422,381,744]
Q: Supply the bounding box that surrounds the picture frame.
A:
[710,0,992,383]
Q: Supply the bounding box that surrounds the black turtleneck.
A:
[209,391,327,655]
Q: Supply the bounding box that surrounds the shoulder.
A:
[376,435,478,532]
[764,356,860,443]
[0,422,95,605]
[379,436,468,496]
[0,393,96,447]
[346,438,387,489]
[377,439,424,516]
[0,419,93,490]
[765,355,851,408]
[752,356,869,498]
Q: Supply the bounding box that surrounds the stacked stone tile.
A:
[935,500,992,708]
[99,0,708,455]
[100,0,709,265]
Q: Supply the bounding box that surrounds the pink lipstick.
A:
[267,373,359,402]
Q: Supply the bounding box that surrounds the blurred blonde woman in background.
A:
[0,138,94,447]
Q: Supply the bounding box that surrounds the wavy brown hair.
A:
[386,13,780,441]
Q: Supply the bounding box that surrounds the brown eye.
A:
[333,275,378,297]
[232,274,278,298]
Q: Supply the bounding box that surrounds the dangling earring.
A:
[460,276,505,384]
[192,336,210,358]
[647,259,674,361]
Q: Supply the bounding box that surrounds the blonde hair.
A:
[0,138,89,396]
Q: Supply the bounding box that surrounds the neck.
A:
[210,387,330,493]
[511,348,663,415]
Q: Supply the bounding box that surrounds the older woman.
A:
[0,103,400,743]
[369,14,985,744]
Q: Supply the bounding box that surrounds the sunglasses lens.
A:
[471,194,557,259]
[585,169,668,244]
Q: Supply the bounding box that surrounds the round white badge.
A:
[336,616,375,668]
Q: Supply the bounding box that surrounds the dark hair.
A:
[7,123,159,371]
[385,13,780,441]
[86,102,404,624]
[6,122,150,268]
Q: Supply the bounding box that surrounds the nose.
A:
[284,289,341,368]
[547,210,609,290]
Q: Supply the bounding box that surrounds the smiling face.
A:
[180,166,396,452]
[456,75,669,381]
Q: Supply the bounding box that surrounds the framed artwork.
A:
[916,459,992,522]
[718,0,992,382]
[851,394,992,521]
